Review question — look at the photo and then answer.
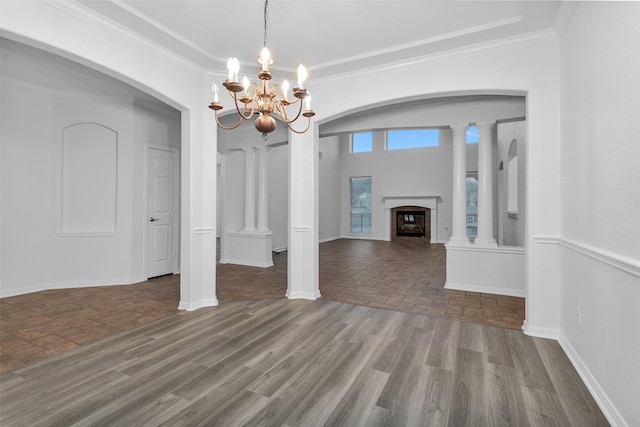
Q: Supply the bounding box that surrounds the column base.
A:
[220,231,273,267]
[446,236,471,247]
[474,237,498,247]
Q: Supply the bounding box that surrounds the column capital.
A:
[475,121,496,131]
[450,124,470,134]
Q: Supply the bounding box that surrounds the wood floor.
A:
[2,239,525,374]
[0,298,608,426]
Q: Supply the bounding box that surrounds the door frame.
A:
[143,144,180,278]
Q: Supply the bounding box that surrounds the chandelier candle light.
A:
[209,0,315,138]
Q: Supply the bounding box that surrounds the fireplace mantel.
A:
[382,196,441,243]
[382,195,441,209]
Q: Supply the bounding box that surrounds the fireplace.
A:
[396,211,425,237]
[390,205,431,242]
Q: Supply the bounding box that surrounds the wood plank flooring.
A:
[0,298,608,426]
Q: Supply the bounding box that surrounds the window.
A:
[466,125,478,143]
[350,177,372,233]
[466,172,478,238]
[387,129,439,150]
[351,132,372,153]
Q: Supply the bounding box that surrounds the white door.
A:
[147,147,177,278]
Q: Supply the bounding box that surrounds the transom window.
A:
[387,129,439,150]
[466,125,478,143]
[351,132,373,153]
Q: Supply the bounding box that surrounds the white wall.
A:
[0,76,181,297]
[268,144,289,251]
[497,120,526,246]
[319,135,342,242]
[559,3,640,426]
[339,130,453,241]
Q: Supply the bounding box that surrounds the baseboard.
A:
[218,259,274,268]
[521,320,560,340]
[286,290,320,300]
[444,281,526,298]
[342,234,386,241]
[178,298,219,311]
[557,331,628,427]
[0,275,147,298]
[319,236,341,244]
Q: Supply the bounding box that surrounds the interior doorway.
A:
[146,145,179,278]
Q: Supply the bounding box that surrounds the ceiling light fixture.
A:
[208,0,315,139]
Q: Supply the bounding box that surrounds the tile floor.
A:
[1,239,524,374]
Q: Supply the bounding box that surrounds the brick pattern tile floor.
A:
[319,239,525,329]
[0,239,524,373]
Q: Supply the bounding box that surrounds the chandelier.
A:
[208,0,315,138]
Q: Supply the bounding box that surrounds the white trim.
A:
[178,298,219,311]
[558,332,628,427]
[319,236,341,244]
[534,235,640,278]
[562,237,640,279]
[444,281,526,298]
[286,290,321,300]
[552,1,578,37]
[226,231,274,238]
[194,227,215,235]
[343,234,386,241]
[0,275,147,298]
[56,231,118,237]
[533,234,562,245]
[43,0,205,74]
[313,29,558,86]
[293,226,312,232]
[521,320,560,340]
[382,196,441,243]
[445,244,524,255]
[311,15,523,72]
[219,258,273,268]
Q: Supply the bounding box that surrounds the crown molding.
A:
[42,0,205,75]
[109,0,226,65]
[552,1,578,37]
[312,28,559,87]
[311,15,523,72]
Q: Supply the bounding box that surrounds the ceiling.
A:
[76,0,565,79]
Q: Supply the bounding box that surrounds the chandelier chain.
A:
[263,0,269,48]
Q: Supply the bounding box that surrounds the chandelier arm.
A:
[285,116,312,134]
[275,99,304,125]
[214,109,245,131]
[232,92,249,118]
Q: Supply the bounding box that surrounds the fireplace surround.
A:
[382,196,440,243]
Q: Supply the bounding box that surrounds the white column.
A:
[257,146,270,232]
[449,124,470,245]
[475,121,497,246]
[243,147,256,231]
[287,126,319,300]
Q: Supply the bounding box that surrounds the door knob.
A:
[150,217,160,222]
